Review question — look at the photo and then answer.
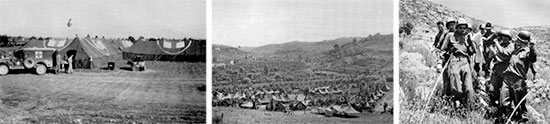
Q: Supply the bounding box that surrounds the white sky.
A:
[213,0,393,47]
[0,0,205,39]
[430,0,550,28]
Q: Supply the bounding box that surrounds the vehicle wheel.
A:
[35,64,47,75]
[23,58,35,69]
[0,64,9,76]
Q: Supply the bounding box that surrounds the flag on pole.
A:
[67,18,73,27]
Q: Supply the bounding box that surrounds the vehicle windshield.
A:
[14,50,25,59]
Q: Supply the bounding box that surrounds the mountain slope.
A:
[314,34,393,75]
[241,37,361,55]
[212,44,250,63]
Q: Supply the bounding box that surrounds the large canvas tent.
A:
[111,39,134,50]
[57,37,122,69]
[21,38,72,49]
[122,39,205,62]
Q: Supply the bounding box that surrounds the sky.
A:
[0,0,205,39]
[431,0,550,28]
[213,0,393,47]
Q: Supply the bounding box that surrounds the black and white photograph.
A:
[399,0,550,123]
[0,0,206,123]
[212,0,393,123]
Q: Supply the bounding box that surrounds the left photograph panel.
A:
[212,0,393,124]
[0,0,206,123]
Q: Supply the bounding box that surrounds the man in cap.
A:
[487,30,515,108]
[497,31,531,123]
[436,17,457,97]
[440,18,476,109]
[436,17,458,50]
[433,21,446,49]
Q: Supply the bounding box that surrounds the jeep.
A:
[0,48,57,75]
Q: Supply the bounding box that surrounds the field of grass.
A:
[213,107,392,124]
[0,61,205,123]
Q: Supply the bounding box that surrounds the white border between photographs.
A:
[206,0,213,123]
[393,0,399,123]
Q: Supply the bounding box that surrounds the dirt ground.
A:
[213,107,392,124]
[0,61,206,123]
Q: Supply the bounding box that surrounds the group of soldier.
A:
[433,17,537,123]
[54,52,74,74]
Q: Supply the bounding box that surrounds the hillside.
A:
[212,44,250,63]
[314,34,393,76]
[241,37,361,55]
[400,0,550,123]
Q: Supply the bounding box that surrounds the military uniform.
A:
[482,30,496,76]
[500,46,530,122]
[488,39,515,106]
[440,31,475,108]
[434,30,447,49]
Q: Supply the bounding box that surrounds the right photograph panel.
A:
[400,0,548,123]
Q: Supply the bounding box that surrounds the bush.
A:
[401,22,415,35]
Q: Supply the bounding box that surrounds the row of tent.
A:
[20,36,205,68]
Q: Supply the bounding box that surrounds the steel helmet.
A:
[517,30,531,43]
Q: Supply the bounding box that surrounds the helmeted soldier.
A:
[497,31,531,123]
[519,31,537,80]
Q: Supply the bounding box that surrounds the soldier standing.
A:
[482,22,496,77]
[433,21,446,49]
[55,51,62,74]
[67,55,74,74]
[487,30,515,113]
[472,24,486,77]
[440,18,476,109]
[497,31,531,123]
[438,18,457,97]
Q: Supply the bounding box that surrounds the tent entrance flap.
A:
[66,50,77,58]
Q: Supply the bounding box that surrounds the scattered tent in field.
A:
[289,101,307,111]
[373,91,393,113]
[268,101,285,111]
[258,94,273,104]
[57,37,121,69]
[340,105,360,114]
[278,94,294,103]
[232,92,245,99]
[123,39,205,62]
[240,101,254,108]
[221,93,233,100]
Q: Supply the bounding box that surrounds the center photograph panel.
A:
[211,0,394,124]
